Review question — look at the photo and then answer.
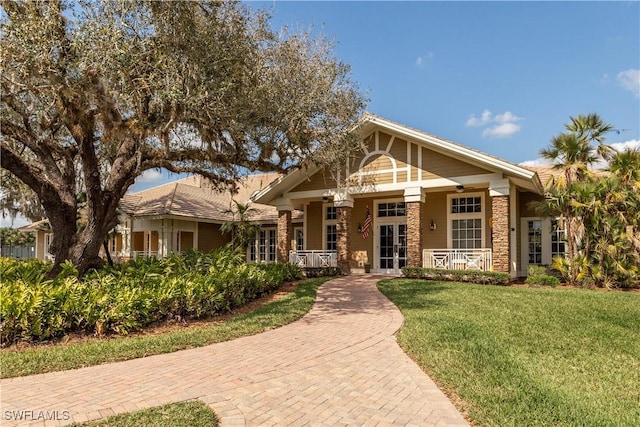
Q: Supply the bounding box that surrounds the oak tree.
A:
[1,0,365,277]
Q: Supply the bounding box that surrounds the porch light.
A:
[455,185,464,193]
[357,223,363,233]
[430,220,436,230]
[322,196,329,202]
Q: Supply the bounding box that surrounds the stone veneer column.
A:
[277,210,292,263]
[404,187,425,268]
[491,195,510,273]
[334,192,354,275]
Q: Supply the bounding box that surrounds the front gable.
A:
[290,128,498,195]
[253,113,542,204]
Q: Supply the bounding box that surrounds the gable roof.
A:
[121,173,301,223]
[252,113,544,204]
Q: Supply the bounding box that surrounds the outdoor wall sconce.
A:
[456,185,464,193]
[322,196,329,202]
[357,223,363,233]
[430,220,436,230]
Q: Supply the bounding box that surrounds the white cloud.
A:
[465,109,493,127]
[611,139,640,151]
[519,158,554,167]
[415,52,433,68]
[466,109,523,139]
[494,111,522,124]
[482,122,521,139]
[136,169,163,184]
[617,69,640,97]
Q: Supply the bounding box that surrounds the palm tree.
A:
[537,113,614,285]
[220,200,261,250]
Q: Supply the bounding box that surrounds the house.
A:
[19,114,565,277]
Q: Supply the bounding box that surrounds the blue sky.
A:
[135,0,639,190]
[3,1,639,227]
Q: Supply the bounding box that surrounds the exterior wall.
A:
[491,196,510,273]
[406,201,423,267]
[350,196,376,268]
[277,210,292,262]
[179,231,194,251]
[291,172,338,192]
[197,222,230,253]
[336,206,352,273]
[306,202,323,250]
[422,192,448,249]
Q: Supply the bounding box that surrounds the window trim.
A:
[322,203,337,251]
[446,192,485,249]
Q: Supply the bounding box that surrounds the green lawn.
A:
[73,400,217,427]
[377,279,640,427]
[1,277,328,378]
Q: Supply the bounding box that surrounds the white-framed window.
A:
[323,204,337,251]
[377,202,406,218]
[447,193,485,249]
[294,227,304,251]
[527,219,543,264]
[249,228,277,262]
[551,219,567,259]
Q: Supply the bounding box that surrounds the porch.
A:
[422,248,492,271]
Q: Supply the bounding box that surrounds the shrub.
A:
[302,266,342,278]
[525,274,560,287]
[0,249,303,345]
[400,267,511,285]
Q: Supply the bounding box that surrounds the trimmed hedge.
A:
[401,266,511,285]
[302,266,342,278]
[0,247,302,345]
[525,265,560,287]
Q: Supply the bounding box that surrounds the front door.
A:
[378,223,407,273]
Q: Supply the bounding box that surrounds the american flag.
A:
[362,207,372,239]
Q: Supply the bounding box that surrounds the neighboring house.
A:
[117,173,303,263]
[18,114,566,277]
[18,219,54,261]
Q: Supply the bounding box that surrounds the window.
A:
[326,206,337,220]
[249,228,277,262]
[377,202,406,217]
[448,194,484,249]
[324,205,337,251]
[295,228,304,251]
[451,196,482,214]
[551,219,567,259]
[452,219,483,249]
[326,224,337,251]
[527,220,542,264]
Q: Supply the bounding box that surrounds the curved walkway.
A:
[1,275,468,426]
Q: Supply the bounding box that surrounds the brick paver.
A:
[0,275,468,426]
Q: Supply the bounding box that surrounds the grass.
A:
[377,279,640,427]
[73,400,217,427]
[1,277,328,378]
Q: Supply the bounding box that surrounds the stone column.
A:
[275,198,293,263]
[404,187,424,268]
[334,192,354,274]
[489,178,511,273]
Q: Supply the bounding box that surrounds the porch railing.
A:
[132,250,159,259]
[289,250,338,268]
[422,249,492,271]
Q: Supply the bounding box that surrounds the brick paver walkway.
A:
[1,275,468,426]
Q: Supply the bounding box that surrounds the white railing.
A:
[289,250,338,268]
[132,251,159,259]
[422,249,492,271]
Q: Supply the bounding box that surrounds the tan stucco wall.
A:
[422,192,448,249]
[350,197,376,267]
[197,222,231,253]
[306,202,324,250]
